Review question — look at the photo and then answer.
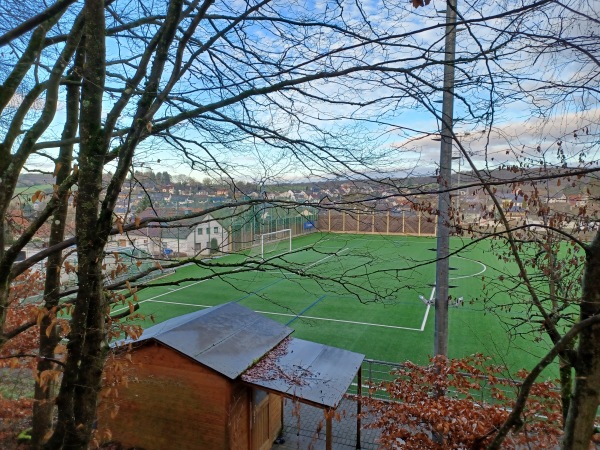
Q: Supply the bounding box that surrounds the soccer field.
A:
[115,232,557,376]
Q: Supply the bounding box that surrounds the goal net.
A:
[249,229,292,259]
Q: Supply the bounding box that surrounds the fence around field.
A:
[318,210,436,236]
[351,359,523,403]
[230,207,437,253]
[352,359,403,400]
[229,205,319,252]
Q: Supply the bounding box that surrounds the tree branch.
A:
[487,314,600,450]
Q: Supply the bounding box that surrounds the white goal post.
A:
[252,229,292,259]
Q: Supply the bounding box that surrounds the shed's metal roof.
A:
[113,303,364,408]
[242,337,365,409]
[115,302,293,379]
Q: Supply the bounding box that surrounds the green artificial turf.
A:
[116,232,562,378]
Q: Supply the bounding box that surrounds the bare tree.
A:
[0,0,599,448]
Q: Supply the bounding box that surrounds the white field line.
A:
[144,300,212,308]
[295,237,331,252]
[117,248,485,334]
[113,245,347,313]
[451,256,487,280]
[262,247,351,275]
[112,278,211,314]
[143,299,422,330]
[258,310,422,330]
[420,287,435,331]
[418,256,487,330]
[303,247,351,271]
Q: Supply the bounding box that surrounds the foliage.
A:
[0,395,33,445]
[0,0,599,447]
[210,237,219,254]
[0,270,46,446]
[365,355,562,449]
[1,270,48,369]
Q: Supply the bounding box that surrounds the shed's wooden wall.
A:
[268,394,283,442]
[229,382,250,449]
[251,391,283,450]
[99,342,242,450]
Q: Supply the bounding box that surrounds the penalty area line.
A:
[112,278,211,314]
[303,247,351,271]
[420,287,435,331]
[264,311,421,331]
[418,255,486,330]
[143,299,423,331]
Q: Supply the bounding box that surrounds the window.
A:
[214,226,219,234]
[206,227,210,234]
[197,228,203,235]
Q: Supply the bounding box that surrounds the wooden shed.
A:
[98,302,364,450]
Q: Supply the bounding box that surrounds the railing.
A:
[351,358,530,403]
[352,359,404,400]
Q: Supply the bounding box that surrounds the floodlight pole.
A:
[434,0,458,357]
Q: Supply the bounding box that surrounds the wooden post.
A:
[281,397,284,433]
[249,395,254,450]
[371,212,375,233]
[402,211,405,234]
[328,209,331,231]
[356,367,362,449]
[418,211,421,236]
[343,211,346,232]
[357,211,360,233]
[386,211,390,235]
[326,412,333,450]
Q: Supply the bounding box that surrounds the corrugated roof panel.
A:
[111,305,217,347]
[193,315,293,378]
[242,338,365,408]
[113,302,293,379]
[158,302,264,356]
[111,303,363,403]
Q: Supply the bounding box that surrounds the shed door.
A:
[252,390,271,450]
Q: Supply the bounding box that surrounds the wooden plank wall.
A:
[99,343,240,450]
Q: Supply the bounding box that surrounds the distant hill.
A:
[17,173,56,187]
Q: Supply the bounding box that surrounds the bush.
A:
[210,238,219,254]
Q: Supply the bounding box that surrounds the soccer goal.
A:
[249,229,292,259]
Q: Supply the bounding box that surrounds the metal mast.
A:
[434,0,458,357]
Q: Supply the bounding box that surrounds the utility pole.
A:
[434,0,458,357]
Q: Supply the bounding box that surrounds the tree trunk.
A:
[31,56,80,448]
[558,352,573,425]
[44,1,106,448]
[562,232,600,449]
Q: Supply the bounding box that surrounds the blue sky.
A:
[14,0,600,184]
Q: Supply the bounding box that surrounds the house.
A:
[109,209,231,257]
[160,213,229,256]
[548,193,567,203]
[99,302,364,450]
[564,192,591,207]
[5,210,53,247]
[295,191,308,202]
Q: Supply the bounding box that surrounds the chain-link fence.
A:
[229,204,319,252]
